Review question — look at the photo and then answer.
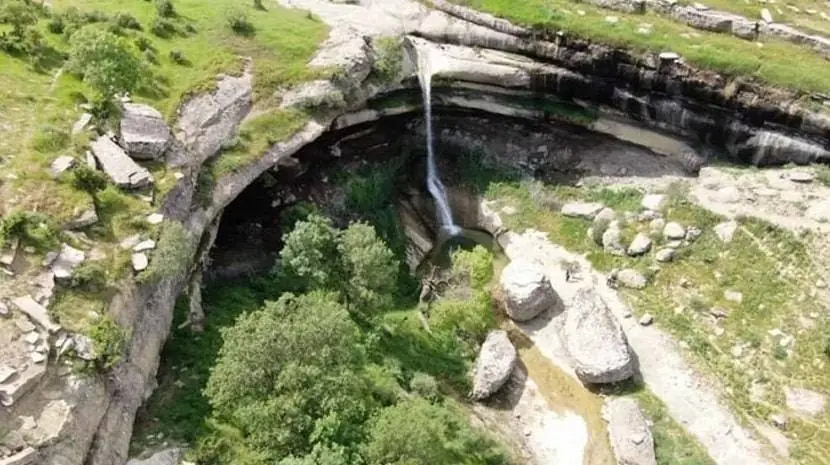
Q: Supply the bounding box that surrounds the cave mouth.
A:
[208,104,701,281]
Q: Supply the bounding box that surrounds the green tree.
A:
[0,0,38,36]
[363,398,508,465]
[67,26,142,97]
[279,214,398,316]
[204,292,374,459]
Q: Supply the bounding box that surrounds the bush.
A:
[150,17,176,38]
[143,48,158,64]
[450,246,493,290]
[409,372,440,402]
[372,37,403,82]
[31,125,70,153]
[226,9,254,35]
[67,26,143,97]
[69,261,109,291]
[0,0,43,57]
[429,292,494,348]
[253,0,266,10]
[72,165,109,195]
[87,316,127,370]
[134,36,154,51]
[0,211,58,250]
[168,49,188,65]
[47,15,65,34]
[113,13,141,31]
[155,0,176,18]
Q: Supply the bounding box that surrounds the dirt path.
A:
[492,223,779,465]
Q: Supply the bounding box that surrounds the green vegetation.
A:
[452,0,830,94]
[138,220,194,284]
[278,214,399,318]
[0,210,59,250]
[87,315,128,370]
[371,37,404,83]
[135,214,507,465]
[66,26,143,97]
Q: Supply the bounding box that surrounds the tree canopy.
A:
[279,214,398,316]
[67,26,142,96]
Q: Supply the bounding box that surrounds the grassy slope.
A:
[453,0,830,94]
[676,0,830,37]
[0,0,327,331]
[482,178,830,465]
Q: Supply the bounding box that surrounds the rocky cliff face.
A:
[8,0,830,463]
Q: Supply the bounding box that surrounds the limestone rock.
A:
[51,243,86,280]
[132,253,149,272]
[761,8,773,23]
[72,334,96,361]
[470,330,517,400]
[0,365,16,383]
[685,226,702,242]
[175,70,253,164]
[627,233,652,256]
[785,387,826,416]
[595,207,617,224]
[641,194,666,211]
[133,240,156,252]
[714,220,738,242]
[0,447,37,465]
[12,296,60,333]
[602,397,657,465]
[603,226,626,256]
[639,313,654,326]
[562,289,635,384]
[90,136,152,189]
[72,112,93,135]
[561,202,604,220]
[50,155,76,177]
[126,448,183,465]
[788,171,814,183]
[672,6,735,33]
[280,80,345,111]
[64,207,98,230]
[0,363,46,406]
[655,248,675,263]
[724,290,743,303]
[500,260,560,321]
[662,222,686,240]
[120,103,171,160]
[147,213,164,225]
[618,269,648,289]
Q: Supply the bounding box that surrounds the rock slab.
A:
[562,288,635,384]
[500,261,560,321]
[627,233,653,256]
[561,202,604,220]
[471,330,517,400]
[90,136,152,189]
[602,397,657,465]
[12,296,60,333]
[120,103,171,160]
[785,387,826,416]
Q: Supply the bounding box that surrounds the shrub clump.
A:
[150,17,177,38]
[372,37,404,82]
[155,0,176,18]
[67,26,143,97]
[87,316,128,370]
[0,211,59,250]
[138,221,194,283]
[168,49,188,65]
[113,13,142,31]
[226,9,254,35]
[409,372,440,402]
[31,125,70,153]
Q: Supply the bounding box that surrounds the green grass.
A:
[0,0,330,334]
[211,108,310,176]
[481,177,830,465]
[452,0,830,94]
[676,0,830,37]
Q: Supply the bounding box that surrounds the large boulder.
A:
[500,260,560,321]
[120,103,171,160]
[561,288,635,384]
[602,397,657,465]
[90,136,152,189]
[470,330,517,400]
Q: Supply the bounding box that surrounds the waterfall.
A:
[416,48,461,237]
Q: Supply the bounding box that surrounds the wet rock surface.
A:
[500,261,560,321]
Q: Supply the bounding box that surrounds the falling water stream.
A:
[416,49,462,237]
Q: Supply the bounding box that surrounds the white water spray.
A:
[416,48,461,237]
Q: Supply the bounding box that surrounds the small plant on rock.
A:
[88,316,127,370]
